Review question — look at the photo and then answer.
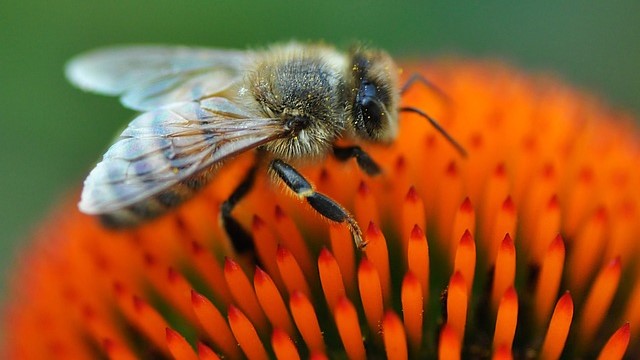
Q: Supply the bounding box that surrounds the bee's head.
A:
[348,47,400,143]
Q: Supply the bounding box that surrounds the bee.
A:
[67,42,465,250]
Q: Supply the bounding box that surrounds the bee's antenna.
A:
[399,106,467,158]
[400,73,452,104]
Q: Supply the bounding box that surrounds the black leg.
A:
[333,145,381,176]
[220,163,259,255]
[401,72,451,102]
[270,159,366,249]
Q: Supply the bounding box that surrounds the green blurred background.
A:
[1,1,639,298]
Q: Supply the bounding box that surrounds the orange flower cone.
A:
[4,60,639,359]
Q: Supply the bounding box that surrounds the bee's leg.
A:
[270,159,366,249]
[332,145,381,176]
[220,163,259,255]
[401,72,450,102]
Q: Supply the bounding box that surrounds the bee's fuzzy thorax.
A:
[248,43,349,160]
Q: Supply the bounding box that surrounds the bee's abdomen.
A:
[99,170,214,228]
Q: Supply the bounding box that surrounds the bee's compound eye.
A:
[361,81,378,99]
[361,97,382,122]
[356,81,385,138]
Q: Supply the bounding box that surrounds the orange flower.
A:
[4,60,638,359]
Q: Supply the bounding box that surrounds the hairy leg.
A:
[270,159,366,249]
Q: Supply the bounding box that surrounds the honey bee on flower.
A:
[66,42,465,249]
[4,58,637,359]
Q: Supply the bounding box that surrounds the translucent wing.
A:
[65,45,252,111]
[79,97,285,214]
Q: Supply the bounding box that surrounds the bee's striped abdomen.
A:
[99,168,216,228]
